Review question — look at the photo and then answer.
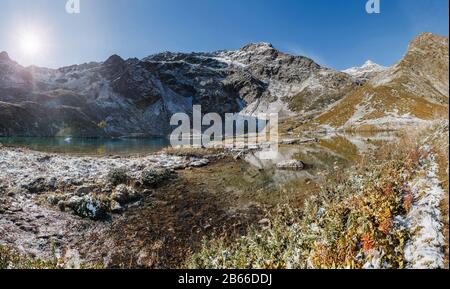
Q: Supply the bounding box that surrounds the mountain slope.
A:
[0,44,357,137]
[317,33,449,131]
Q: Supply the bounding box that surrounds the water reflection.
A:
[0,137,170,156]
[243,131,400,187]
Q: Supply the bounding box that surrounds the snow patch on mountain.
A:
[343,60,388,80]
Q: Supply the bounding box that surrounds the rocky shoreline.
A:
[0,146,228,219]
[0,145,235,267]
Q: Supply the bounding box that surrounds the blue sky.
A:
[0,0,448,70]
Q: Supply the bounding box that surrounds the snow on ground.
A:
[0,148,189,190]
[404,146,445,269]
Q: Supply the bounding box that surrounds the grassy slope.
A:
[190,123,449,269]
[316,83,448,130]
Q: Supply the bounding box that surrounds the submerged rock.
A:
[276,160,306,170]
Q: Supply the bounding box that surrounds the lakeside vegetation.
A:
[190,123,449,269]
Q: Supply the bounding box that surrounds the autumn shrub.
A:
[190,130,432,269]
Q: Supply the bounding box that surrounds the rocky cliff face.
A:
[0,33,448,137]
[317,33,449,131]
[0,43,357,137]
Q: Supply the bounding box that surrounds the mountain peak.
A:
[362,60,377,67]
[104,54,125,66]
[343,60,387,78]
[0,51,11,62]
[240,42,274,52]
[409,32,449,52]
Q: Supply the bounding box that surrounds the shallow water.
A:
[232,131,401,205]
[0,137,171,156]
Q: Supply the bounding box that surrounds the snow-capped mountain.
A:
[318,33,449,131]
[0,43,357,137]
[343,60,388,81]
[0,33,448,137]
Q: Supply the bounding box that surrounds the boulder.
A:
[110,200,123,214]
[140,168,172,187]
[276,160,306,170]
[111,184,139,204]
[74,185,96,196]
[189,159,209,168]
[65,195,110,220]
[22,177,57,194]
[107,168,130,186]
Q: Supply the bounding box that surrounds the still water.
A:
[0,137,171,156]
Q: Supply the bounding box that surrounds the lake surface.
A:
[0,137,171,156]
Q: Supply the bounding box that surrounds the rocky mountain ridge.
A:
[317,32,449,131]
[0,32,448,137]
[0,42,359,137]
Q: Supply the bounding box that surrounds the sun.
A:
[19,32,43,57]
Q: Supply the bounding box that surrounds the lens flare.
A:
[19,32,43,56]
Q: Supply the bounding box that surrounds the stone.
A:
[74,185,95,196]
[189,159,209,168]
[140,168,171,187]
[107,168,130,186]
[110,200,123,214]
[111,184,138,204]
[47,195,61,206]
[276,160,306,170]
[66,195,110,220]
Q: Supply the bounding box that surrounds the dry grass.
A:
[162,147,225,158]
[190,132,424,269]
[189,123,449,269]
[316,83,448,130]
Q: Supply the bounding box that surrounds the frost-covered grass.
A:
[0,245,104,269]
[190,123,449,269]
[0,245,58,269]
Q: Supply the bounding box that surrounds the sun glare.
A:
[20,32,43,57]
